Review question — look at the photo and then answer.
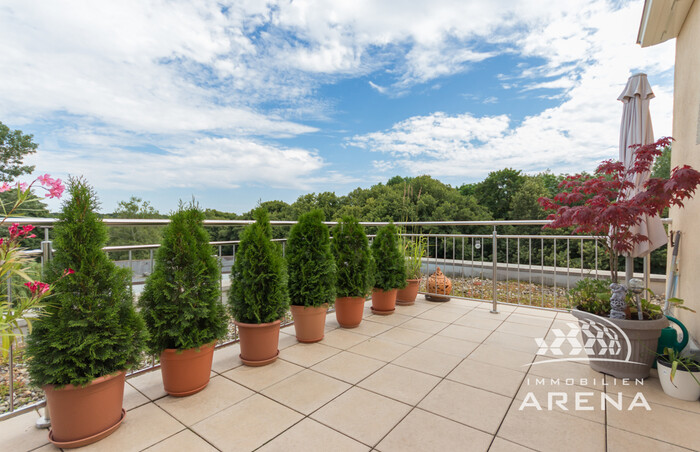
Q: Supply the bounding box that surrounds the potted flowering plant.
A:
[1,174,65,357]
[539,137,700,379]
[26,178,147,448]
[287,210,336,343]
[138,204,227,396]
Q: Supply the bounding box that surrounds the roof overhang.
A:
[637,0,695,47]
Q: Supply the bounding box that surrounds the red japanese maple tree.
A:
[538,137,700,283]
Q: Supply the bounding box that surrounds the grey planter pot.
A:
[571,308,667,380]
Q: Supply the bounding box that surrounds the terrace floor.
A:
[3,296,700,452]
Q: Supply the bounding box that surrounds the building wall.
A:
[671,0,700,341]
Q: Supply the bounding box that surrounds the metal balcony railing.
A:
[0,217,670,423]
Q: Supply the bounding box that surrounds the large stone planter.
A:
[571,308,667,379]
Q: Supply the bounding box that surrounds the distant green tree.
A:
[473,168,526,219]
[0,122,38,182]
[652,145,671,179]
[107,196,165,259]
[509,177,548,220]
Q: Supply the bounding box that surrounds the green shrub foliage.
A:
[138,205,227,353]
[287,210,336,307]
[229,208,289,323]
[331,216,373,298]
[26,178,147,386]
[371,223,407,291]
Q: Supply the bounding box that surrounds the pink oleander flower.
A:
[24,281,50,295]
[37,174,64,199]
[0,182,10,193]
[8,223,36,240]
[63,268,75,276]
[19,182,28,191]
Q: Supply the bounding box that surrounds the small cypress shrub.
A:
[331,216,373,298]
[287,210,336,307]
[138,204,227,353]
[371,223,407,291]
[26,178,147,386]
[229,208,289,323]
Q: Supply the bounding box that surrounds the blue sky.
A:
[0,0,675,214]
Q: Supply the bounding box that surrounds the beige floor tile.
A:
[495,321,550,339]
[364,312,412,326]
[394,303,432,316]
[79,403,184,452]
[606,426,689,452]
[483,331,542,354]
[447,358,526,397]
[469,343,536,371]
[222,358,304,391]
[418,380,511,434]
[528,356,605,390]
[489,437,537,452]
[606,396,700,450]
[211,343,243,373]
[513,381,605,424]
[607,373,700,414]
[392,347,463,377]
[280,342,340,367]
[156,376,253,425]
[258,418,369,452]
[475,302,518,313]
[0,410,51,452]
[124,382,150,410]
[400,317,448,334]
[262,369,351,414]
[311,387,411,447]
[128,369,168,400]
[325,315,342,331]
[453,314,504,331]
[505,313,554,328]
[320,328,370,350]
[349,319,393,337]
[376,327,432,346]
[555,312,578,322]
[358,364,441,405]
[27,445,58,452]
[311,351,385,384]
[278,331,300,349]
[376,408,493,452]
[498,403,605,452]
[416,334,479,358]
[348,337,412,362]
[437,324,492,342]
[512,307,558,318]
[192,394,303,452]
[416,308,461,323]
[462,307,507,320]
[144,429,218,452]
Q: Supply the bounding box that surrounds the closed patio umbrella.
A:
[618,73,667,281]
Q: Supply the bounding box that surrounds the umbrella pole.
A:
[625,256,634,286]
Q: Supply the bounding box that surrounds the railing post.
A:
[491,226,499,314]
[7,275,14,412]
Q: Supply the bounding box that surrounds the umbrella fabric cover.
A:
[618,73,667,257]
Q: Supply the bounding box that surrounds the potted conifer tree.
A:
[229,208,289,366]
[26,178,147,448]
[370,222,406,315]
[287,210,336,342]
[331,216,372,328]
[138,204,227,396]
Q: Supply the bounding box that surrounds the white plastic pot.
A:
[657,359,700,402]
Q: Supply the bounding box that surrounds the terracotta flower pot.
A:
[235,319,281,367]
[44,371,127,449]
[335,296,365,328]
[396,279,420,306]
[371,288,397,315]
[291,304,328,343]
[160,341,216,397]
